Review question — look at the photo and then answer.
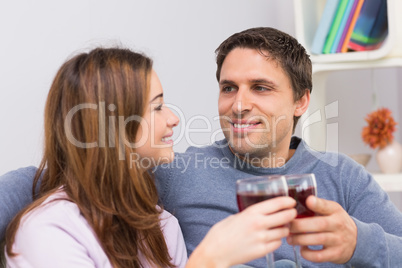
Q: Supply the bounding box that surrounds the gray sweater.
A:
[1,137,402,267]
[154,137,402,268]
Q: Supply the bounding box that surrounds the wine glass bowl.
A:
[284,173,317,268]
[236,175,288,211]
[286,173,317,218]
[235,174,317,268]
[236,175,288,268]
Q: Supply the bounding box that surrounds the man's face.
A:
[218,48,306,160]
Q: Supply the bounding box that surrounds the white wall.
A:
[326,68,401,172]
[1,1,400,186]
[325,67,402,210]
[0,0,295,175]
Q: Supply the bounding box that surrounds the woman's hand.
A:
[187,196,297,268]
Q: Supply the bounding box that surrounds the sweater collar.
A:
[217,136,304,175]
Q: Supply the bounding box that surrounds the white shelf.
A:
[293,0,402,63]
[293,0,402,192]
[294,0,402,152]
[373,173,402,192]
[302,57,402,152]
[313,57,402,74]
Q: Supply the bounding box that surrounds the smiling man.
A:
[154,27,402,267]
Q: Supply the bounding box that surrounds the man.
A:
[153,27,402,267]
[1,27,402,267]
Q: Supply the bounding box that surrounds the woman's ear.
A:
[294,89,310,117]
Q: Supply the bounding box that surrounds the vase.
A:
[376,141,402,174]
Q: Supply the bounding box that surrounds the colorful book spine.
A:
[341,0,365,52]
[336,0,359,52]
[310,0,340,54]
[330,0,355,53]
[322,0,349,54]
[350,0,383,43]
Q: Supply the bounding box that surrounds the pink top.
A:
[6,191,187,268]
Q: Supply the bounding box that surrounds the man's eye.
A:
[222,86,236,93]
[254,86,269,92]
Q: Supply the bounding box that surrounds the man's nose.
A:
[232,89,252,115]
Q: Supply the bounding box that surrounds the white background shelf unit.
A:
[294,0,402,63]
[293,0,402,192]
[373,173,402,192]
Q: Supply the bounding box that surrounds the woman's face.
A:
[135,70,179,167]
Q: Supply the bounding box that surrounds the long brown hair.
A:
[6,48,174,268]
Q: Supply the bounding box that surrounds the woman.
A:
[5,47,297,267]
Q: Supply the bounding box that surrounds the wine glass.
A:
[236,175,288,268]
[284,173,317,268]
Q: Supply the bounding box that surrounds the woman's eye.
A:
[154,104,163,111]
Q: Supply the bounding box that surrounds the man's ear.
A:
[294,89,310,117]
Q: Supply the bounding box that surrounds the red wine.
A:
[288,186,316,218]
[237,192,283,211]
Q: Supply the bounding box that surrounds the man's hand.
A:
[287,196,357,264]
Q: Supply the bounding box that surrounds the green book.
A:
[322,0,350,54]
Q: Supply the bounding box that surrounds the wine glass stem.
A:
[293,245,302,268]
[266,252,275,268]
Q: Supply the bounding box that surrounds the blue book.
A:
[330,0,355,53]
[311,0,340,54]
[350,0,387,45]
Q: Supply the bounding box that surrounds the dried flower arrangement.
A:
[362,108,397,149]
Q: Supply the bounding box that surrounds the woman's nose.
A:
[167,109,179,127]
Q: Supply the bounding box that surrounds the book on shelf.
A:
[310,0,340,54]
[311,0,388,55]
[341,0,365,52]
[330,0,355,53]
[322,0,349,54]
[336,0,359,53]
[349,0,388,51]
